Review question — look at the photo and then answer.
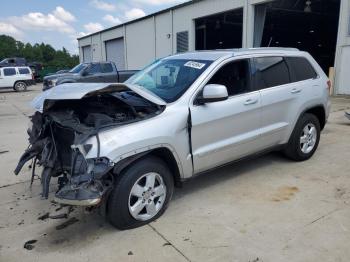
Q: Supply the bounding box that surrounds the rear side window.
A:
[19,68,30,74]
[86,64,102,74]
[254,57,290,89]
[101,63,113,73]
[3,68,16,76]
[286,57,318,82]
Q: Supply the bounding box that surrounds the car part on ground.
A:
[345,112,350,120]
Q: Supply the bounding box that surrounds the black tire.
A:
[284,113,321,161]
[107,156,174,230]
[13,81,27,92]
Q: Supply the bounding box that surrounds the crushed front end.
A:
[14,84,164,206]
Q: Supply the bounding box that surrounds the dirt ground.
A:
[0,85,349,262]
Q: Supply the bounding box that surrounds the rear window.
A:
[3,68,16,76]
[255,57,290,89]
[101,63,113,73]
[286,57,318,82]
[18,68,30,74]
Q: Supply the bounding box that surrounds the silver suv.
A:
[15,48,330,229]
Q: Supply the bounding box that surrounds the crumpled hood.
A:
[31,82,167,111]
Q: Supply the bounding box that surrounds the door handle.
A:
[244,98,258,105]
[291,88,302,94]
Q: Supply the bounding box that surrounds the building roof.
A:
[78,0,201,41]
[164,48,301,61]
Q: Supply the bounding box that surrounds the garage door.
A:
[82,45,92,63]
[105,38,125,70]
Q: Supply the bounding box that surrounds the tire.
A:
[284,113,321,161]
[107,156,174,230]
[13,81,27,92]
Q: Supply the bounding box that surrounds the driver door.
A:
[190,58,262,173]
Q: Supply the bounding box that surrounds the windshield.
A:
[69,63,87,74]
[125,59,212,103]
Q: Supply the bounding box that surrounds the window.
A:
[255,57,290,89]
[207,59,251,96]
[3,68,16,76]
[69,63,87,73]
[101,63,114,73]
[126,59,212,103]
[85,64,102,74]
[19,68,30,74]
[286,57,317,82]
[177,31,189,53]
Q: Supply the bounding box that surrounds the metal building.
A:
[77,0,350,95]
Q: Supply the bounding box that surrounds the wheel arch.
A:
[13,80,27,87]
[303,105,326,130]
[113,147,183,188]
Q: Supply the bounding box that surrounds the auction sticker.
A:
[184,61,206,69]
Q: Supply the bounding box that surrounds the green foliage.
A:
[0,35,79,70]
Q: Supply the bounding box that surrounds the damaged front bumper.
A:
[14,112,115,207]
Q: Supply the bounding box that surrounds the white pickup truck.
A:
[0,66,35,91]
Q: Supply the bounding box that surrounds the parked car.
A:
[0,57,27,67]
[42,62,138,91]
[0,66,35,91]
[15,48,330,229]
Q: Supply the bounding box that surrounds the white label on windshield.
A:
[184,61,206,70]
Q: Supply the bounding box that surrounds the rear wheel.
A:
[13,81,27,92]
[107,156,174,230]
[284,113,320,161]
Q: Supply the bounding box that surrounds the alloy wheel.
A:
[300,123,317,154]
[128,172,166,221]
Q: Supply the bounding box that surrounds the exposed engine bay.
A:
[14,85,165,206]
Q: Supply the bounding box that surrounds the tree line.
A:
[0,35,79,69]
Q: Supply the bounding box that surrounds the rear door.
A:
[100,62,118,82]
[190,58,262,173]
[80,63,103,83]
[253,56,309,147]
[18,67,32,81]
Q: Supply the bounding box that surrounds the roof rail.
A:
[212,47,300,52]
[246,47,300,51]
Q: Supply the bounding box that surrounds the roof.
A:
[78,0,201,40]
[164,48,301,61]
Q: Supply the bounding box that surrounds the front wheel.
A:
[284,113,321,161]
[107,156,174,229]
[13,81,27,92]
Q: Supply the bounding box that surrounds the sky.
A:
[0,0,189,55]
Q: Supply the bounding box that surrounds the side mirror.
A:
[81,70,89,76]
[196,84,228,105]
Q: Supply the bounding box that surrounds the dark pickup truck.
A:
[43,62,138,91]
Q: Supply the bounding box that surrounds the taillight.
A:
[32,74,34,80]
[327,80,331,91]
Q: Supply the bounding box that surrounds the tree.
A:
[0,34,79,70]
